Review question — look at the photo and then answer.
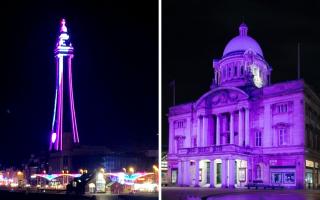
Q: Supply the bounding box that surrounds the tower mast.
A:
[50,19,79,151]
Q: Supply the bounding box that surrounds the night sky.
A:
[162,0,320,148]
[0,0,158,166]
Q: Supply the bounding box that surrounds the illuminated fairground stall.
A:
[167,23,320,189]
[30,172,81,189]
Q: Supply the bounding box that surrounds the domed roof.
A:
[223,23,263,57]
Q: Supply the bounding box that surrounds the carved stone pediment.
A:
[196,87,249,109]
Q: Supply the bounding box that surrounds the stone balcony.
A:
[177,144,253,156]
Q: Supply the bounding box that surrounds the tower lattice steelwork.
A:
[50,19,79,151]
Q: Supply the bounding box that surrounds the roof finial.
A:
[60,18,68,33]
[239,22,248,36]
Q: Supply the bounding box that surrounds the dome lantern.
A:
[239,23,248,36]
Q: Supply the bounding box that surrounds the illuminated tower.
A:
[50,19,79,151]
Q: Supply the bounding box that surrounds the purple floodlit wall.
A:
[167,23,320,189]
[49,19,79,151]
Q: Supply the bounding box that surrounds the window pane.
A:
[283,173,295,184]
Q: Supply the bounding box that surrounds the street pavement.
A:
[162,187,320,200]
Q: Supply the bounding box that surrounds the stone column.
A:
[203,116,209,146]
[216,115,220,146]
[178,160,183,186]
[221,158,227,188]
[230,112,234,144]
[245,108,250,146]
[229,158,235,188]
[210,159,215,188]
[197,117,201,147]
[169,120,175,153]
[183,160,190,186]
[195,160,200,187]
[238,109,243,146]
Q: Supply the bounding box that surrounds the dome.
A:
[223,23,263,57]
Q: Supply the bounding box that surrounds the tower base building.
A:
[167,23,320,189]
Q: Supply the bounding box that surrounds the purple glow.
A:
[31,173,81,181]
[50,19,79,151]
[167,23,313,189]
[223,23,263,56]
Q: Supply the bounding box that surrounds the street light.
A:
[153,165,158,172]
[129,167,134,174]
[79,169,83,174]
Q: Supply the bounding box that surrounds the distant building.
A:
[47,131,157,173]
[167,23,320,189]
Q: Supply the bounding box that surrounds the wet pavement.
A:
[162,187,320,200]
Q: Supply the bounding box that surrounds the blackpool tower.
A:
[50,19,79,151]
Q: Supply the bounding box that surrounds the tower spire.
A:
[60,18,68,33]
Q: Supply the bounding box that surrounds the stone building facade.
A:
[167,23,320,189]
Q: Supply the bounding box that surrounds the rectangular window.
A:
[279,128,289,145]
[255,131,262,147]
[276,103,288,114]
[283,173,295,184]
[271,173,282,184]
[216,163,221,184]
[171,169,178,184]
[175,120,185,129]
[206,162,210,184]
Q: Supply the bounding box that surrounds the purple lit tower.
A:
[167,23,320,189]
[50,19,79,151]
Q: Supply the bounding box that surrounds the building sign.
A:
[315,162,319,169]
[306,160,314,168]
[270,160,277,166]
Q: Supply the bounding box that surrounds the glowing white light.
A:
[51,132,57,143]
[97,172,104,179]
[250,64,263,88]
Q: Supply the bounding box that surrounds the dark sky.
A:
[162,0,320,148]
[0,0,158,165]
